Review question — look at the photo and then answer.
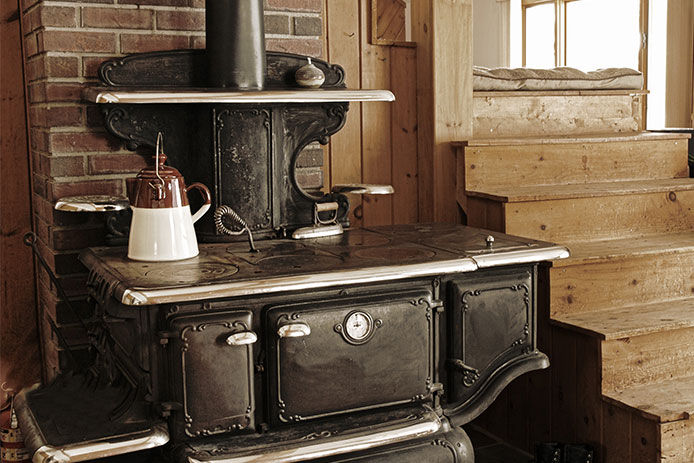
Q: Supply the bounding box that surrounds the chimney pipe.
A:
[206,0,266,90]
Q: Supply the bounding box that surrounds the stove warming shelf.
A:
[84,88,395,104]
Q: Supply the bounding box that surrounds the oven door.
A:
[266,289,438,425]
[444,265,549,425]
[167,310,256,439]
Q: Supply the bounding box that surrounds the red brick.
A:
[82,7,153,30]
[45,83,83,102]
[49,132,122,153]
[44,105,83,128]
[119,0,189,6]
[82,56,109,78]
[191,35,205,49]
[120,33,189,53]
[48,179,124,202]
[30,128,49,151]
[24,33,39,57]
[33,173,48,199]
[266,38,322,58]
[28,82,46,103]
[40,5,78,28]
[25,56,44,82]
[40,30,116,53]
[36,154,85,177]
[265,0,322,12]
[50,225,108,251]
[88,153,148,174]
[46,55,80,78]
[156,10,204,31]
[22,5,39,33]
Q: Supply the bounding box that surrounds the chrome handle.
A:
[277,323,311,338]
[225,331,258,346]
[331,184,394,195]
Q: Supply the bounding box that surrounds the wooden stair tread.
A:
[456,130,690,148]
[467,178,694,202]
[604,375,694,423]
[552,298,694,340]
[555,232,694,267]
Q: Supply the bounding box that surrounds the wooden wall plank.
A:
[390,45,418,224]
[603,403,632,462]
[360,0,393,226]
[325,0,364,227]
[0,0,41,393]
[665,0,694,127]
[550,327,577,443]
[575,335,603,461]
[412,0,472,223]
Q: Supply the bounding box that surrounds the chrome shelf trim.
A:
[186,410,442,463]
[119,259,479,306]
[31,424,169,463]
[471,246,570,268]
[85,88,395,104]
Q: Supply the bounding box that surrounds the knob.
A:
[486,235,495,249]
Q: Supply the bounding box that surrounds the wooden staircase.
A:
[457,130,694,461]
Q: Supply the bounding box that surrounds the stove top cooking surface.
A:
[80,224,568,306]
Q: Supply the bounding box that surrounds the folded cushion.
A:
[473,66,643,91]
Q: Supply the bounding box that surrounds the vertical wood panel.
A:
[325,0,364,227]
[665,0,694,127]
[390,45,418,224]
[603,403,632,462]
[412,0,472,223]
[551,327,577,443]
[575,335,602,461]
[360,0,393,226]
[0,0,41,392]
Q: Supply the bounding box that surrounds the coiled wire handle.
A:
[214,205,258,252]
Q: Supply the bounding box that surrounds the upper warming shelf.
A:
[84,88,395,104]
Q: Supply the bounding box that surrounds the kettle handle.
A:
[186,182,212,224]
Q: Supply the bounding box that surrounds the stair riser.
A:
[473,93,643,138]
[550,252,694,316]
[661,420,694,462]
[465,139,688,191]
[602,327,694,393]
[503,189,694,243]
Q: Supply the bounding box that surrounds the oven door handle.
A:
[277,322,311,338]
[225,331,258,346]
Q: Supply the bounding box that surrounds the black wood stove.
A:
[15,2,569,462]
[18,224,567,463]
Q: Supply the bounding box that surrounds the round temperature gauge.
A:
[345,311,371,341]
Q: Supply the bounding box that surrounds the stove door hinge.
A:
[156,401,182,418]
[157,331,178,346]
[428,382,445,410]
[433,301,445,314]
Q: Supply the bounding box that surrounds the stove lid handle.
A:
[225,331,258,346]
[277,323,311,338]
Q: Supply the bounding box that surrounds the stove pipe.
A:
[206,0,266,89]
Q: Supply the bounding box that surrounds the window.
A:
[519,0,643,71]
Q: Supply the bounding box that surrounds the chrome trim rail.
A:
[471,246,570,268]
[85,88,395,104]
[31,424,169,463]
[187,410,442,463]
[120,259,479,305]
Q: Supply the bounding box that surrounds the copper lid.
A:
[126,139,189,209]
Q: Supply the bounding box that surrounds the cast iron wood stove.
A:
[15,2,570,462]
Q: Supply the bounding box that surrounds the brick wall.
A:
[21,0,324,380]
